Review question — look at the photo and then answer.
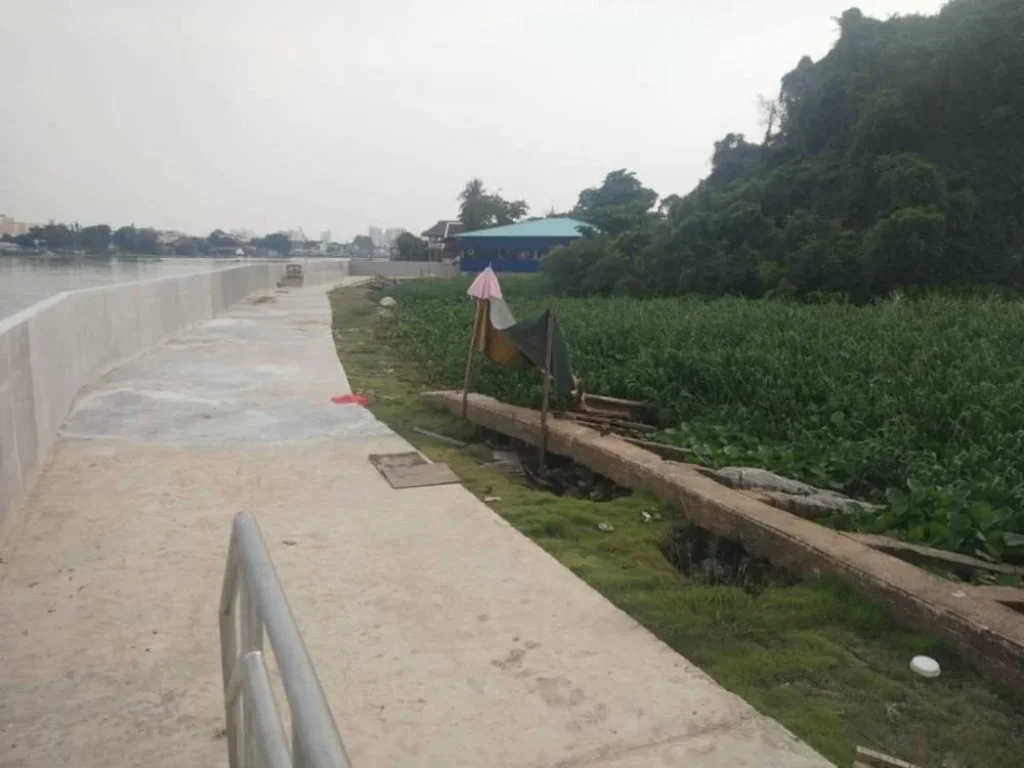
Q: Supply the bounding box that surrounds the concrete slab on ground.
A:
[0,283,831,767]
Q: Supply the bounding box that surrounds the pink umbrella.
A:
[467,266,503,301]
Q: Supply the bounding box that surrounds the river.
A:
[0,256,234,320]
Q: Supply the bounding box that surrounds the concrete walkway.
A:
[0,282,831,767]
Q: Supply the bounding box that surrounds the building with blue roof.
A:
[456,217,590,273]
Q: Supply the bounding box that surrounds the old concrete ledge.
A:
[423,390,1024,693]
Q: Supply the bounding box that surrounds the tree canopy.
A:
[394,231,428,261]
[546,0,1024,301]
[111,225,161,254]
[457,179,529,231]
[351,235,375,254]
[250,232,291,255]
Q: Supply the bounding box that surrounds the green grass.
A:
[331,284,1024,768]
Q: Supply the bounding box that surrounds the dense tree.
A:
[207,229,238,248]
[545,0,1024,302]
[174,237,211,256]
[572,169,658,236]
[251,232,291,255]
[112,225,160,254]
[352,235,374,254]
[394,232,428,261]
[13,230,40,248]
[79,224,112,253]
[457,179,529,230]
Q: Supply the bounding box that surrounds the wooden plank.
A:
[410,427,468,448]
[572,391,646,420]
[619,436,696,461]
[847,533,1024,578]
[555,412,658,433]
[854,745,919,768]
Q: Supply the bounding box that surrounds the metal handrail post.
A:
[219,512,353,768]
[220,537,241,768]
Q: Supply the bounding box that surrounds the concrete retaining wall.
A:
[424,389,1024,693]
[0,259,348,538]
[348,259,458,279]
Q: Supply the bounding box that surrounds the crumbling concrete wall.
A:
[422,389,1024,693]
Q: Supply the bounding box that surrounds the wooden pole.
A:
[462,300,484,418]
[539,305,555,468]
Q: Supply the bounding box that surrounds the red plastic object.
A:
[331,394,369,406]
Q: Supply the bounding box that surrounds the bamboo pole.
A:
[539,306,555,468]
[462,300,484,418]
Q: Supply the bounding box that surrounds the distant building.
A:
[157,230,188,246]
[0,214,30,237]
[230,228,256,242]
[420,220,463,260]
[456,217,588,273]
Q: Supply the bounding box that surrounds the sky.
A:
[0,0,948,241]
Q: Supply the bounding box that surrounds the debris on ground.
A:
[486,450,524,475]
[411,427,468,448]
[378,296,397,308]
[465,443,495,463]
[483,496,502,503]
[661,520,798,593]
[705,466,816,495]
[854,745,920,768]
[331,394,370,406]
[910,655,941,678]
[597,522,615,533]
[366,275,401,289]
[368,452,460,489]
[702,466,876,518]
[523,457,629,501]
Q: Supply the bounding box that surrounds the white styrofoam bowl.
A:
[910,655,941,678]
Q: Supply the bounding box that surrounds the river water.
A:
[0,256,233,320]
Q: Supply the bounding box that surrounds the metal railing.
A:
[220,512,353,768]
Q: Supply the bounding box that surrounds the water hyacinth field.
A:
[377,278,1024,565]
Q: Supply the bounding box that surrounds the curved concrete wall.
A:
[0,259,349,538]
[348,259,458,278]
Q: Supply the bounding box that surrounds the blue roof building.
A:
[456,217,590,273]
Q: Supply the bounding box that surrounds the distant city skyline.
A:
[0,214,414,245]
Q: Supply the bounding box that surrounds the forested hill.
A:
[546,0,1024,301]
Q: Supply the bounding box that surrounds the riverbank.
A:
[330,284,1024,768]
[1,280,835,768]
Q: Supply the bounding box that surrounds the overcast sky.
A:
[1,0,947,240]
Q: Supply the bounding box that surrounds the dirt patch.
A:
[661,520,798,593]
[462,432,631,502]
